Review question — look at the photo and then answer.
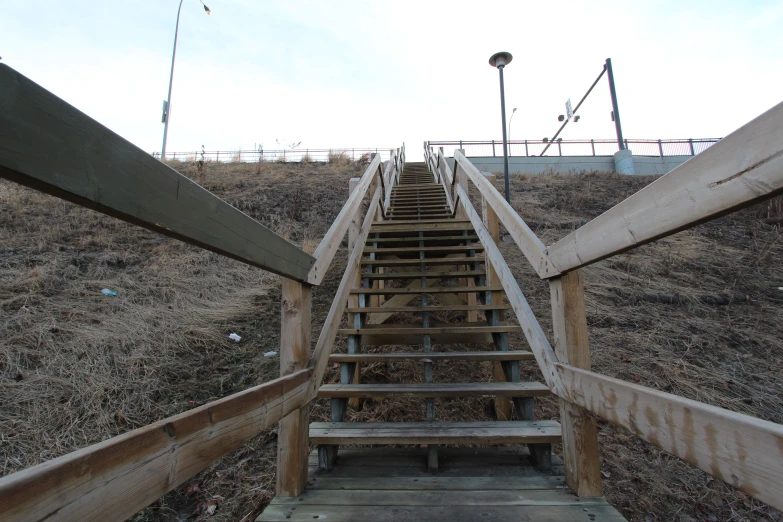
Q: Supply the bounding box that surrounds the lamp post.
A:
[489,52,512,203]
[160,0,211,161]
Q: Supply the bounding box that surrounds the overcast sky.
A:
[3,0,782,159]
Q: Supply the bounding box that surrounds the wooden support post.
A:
[276,279,312,496]
[347,178,361,251]
[549,270,602,497]
[482,173,512,421]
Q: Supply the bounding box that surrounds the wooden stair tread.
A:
[350,285,502,294]
[365,235,478,243]
[361,257,484,267]
[346,304,510,312]
[338,326,520,335]
[309,420,561,445]
[369,224,473,234]
[364,245,482,254]
[373,218,469,225]
[329,350,535,362]
[361,270,484,279]
[317,382,551,398]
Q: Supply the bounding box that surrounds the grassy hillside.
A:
[1,160,780,521]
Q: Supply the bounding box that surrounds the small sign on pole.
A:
[565,98,574,121]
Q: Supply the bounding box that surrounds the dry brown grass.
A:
[1,163,781,521]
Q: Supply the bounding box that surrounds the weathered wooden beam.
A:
[456,185,566,397]
[545,100,783,276]
[0,369,311,522]
[454,150,557,278]
[276,280,312,497]
[549,271,602,497]
[557,363,783,511]
[307,153,382,284]
[306,186,382,402]
[0,64,314,282]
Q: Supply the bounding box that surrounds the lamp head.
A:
[512,108,517,113]
[203,4,211,14]
[489,52,513,68]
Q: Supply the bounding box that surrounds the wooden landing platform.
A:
[257,447,626,521]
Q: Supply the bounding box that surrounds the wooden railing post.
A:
[276,279,312,497]
[549,270,602,496]
[482,173,512,420]
[347,178,364,406]
[347,178,361,251]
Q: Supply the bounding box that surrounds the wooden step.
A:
[374,218,464,225]
[338,326,521,336]
[365,235,478,244]
[364,245,483,254]
[361,257,484,267]
[317,382,551,399]
[310,420,561,445]
[370,223,472,234]
[329,350,534,363]
[345,304,510,313]
[362,270,485,280]
[350,285,501,295]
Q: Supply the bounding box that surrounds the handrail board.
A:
[307,153,382,284]
[0,64,314,282]
[558,364,783,512]
[0,369,311,522]
[545,100,783,276]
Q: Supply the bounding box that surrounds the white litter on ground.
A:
[264,351,278,357]
[228,333,241,342]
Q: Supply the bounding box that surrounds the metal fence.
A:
[152,148,394,163]
[427,139,721,158]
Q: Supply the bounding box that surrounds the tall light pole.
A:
[489,52,512,203]
[160,0,211,161]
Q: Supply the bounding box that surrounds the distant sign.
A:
[565,99,574,121]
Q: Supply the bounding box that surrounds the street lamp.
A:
[160,0,211,161]
[489,52,512,203]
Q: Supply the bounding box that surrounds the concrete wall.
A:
[465,155,692,176]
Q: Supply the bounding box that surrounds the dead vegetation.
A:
[1,162,781,522]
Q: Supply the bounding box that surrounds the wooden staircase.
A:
[258,161,626,521]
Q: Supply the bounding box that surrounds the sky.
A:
[2,0,783,160]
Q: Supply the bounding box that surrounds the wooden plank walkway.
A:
[257,447,626,521]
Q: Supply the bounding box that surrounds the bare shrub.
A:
[328,149,351,166]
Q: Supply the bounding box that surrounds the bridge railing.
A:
[0,62,403,520]
[427,138,720,158]
[424,99,783,510]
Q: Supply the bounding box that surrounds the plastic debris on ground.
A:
[264,351,278,357]
[228,333,242,342]
[101,288,117,296]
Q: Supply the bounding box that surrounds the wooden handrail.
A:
[455,184,566,396]
[305,185,382,401]
[0,64,316,282]
[306,153,383,285]
[557,364,783,512]
[452,146,783,512]
[453,150,559,278]
[545,100,783,276]
[0,369,311,522]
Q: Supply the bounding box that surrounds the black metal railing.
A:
[427,139,720,158]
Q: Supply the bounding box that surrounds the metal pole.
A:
[498,66,511,202]
[161,0,186,161]
[605,58,625,150]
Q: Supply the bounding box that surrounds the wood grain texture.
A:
[0,64,314,282]
[305,187,382,402]
[309,421,561,445]
[546,101,783,276]
[557,363,783,511]
[549,271,602,497]
[454,150,557,278]
[0,370,311,522]
[329,351,534,363]
[276,280,312,497]
[317,382,551,399]
[306,153,381,284]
